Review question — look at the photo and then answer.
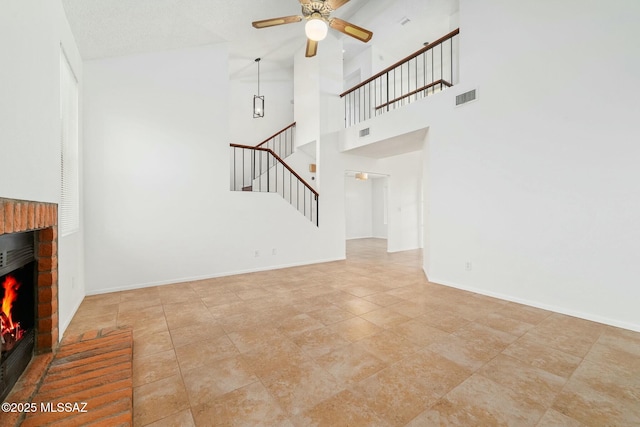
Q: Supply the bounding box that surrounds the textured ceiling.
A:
[62,0,457,79]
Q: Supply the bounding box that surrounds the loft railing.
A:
[230,143,319,226]
[340,28,460,128]
[256,122,296,160]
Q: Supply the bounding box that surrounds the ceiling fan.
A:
[252,0,373,58]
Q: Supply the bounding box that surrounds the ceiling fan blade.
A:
[252,15,302,29]
[327,0,350,10]
[329,18,373,43]
[305,39,318,57]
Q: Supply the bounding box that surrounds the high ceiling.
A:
[62,0,458,79]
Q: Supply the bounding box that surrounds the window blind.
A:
[60,49,79,236]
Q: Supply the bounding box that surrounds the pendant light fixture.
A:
[253,58,264,118]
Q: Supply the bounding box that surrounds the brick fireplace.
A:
[1,197,59,400]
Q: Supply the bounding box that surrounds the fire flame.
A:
[1,275,24,345]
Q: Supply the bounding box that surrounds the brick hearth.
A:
[20,328,133,426]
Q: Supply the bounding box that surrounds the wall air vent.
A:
[456,89,477,106]
[359,127,370,137]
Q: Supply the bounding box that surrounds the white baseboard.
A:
[428,276,640,333]
[58,294,85,338]
[85,257,346,296]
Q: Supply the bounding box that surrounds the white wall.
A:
[380,151,422,252]
[82,45,347,294]
[372,178,387,239]
[294,52,320,148]
[0,1,79,203]
[343,46,371,90]
[424,0,640,330]
[0,0,85,337]
[282,148,318,192]
[342,0,458,74]
[345,175,388,240]
[345,177,374,239]
[422,129,431,271]
[318,133,349,258]
[294,34,344,149]
[343,44,391,89]
[228,65,294,146]
[318,35,345,138]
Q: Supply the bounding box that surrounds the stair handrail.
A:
[229,143,318,197]
[339,28,460,98]
[255,122,297,148]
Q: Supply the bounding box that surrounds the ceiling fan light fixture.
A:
[251,1,373,58]
[305,16,328,41]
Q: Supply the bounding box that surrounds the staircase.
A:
[230,123,319,226]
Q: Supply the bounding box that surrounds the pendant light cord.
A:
[255,58,261,96]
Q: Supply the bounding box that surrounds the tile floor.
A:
[64,238,640,426]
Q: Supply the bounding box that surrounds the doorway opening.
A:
[344,171,389,258]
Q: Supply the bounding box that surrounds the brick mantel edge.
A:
[0,197,59,353]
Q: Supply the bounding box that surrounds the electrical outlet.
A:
[254,250,260,258]
[272,248,277,255]
[465,261,472,271]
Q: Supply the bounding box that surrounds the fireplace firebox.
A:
[0,198,59,404]
[0,231,36,402]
